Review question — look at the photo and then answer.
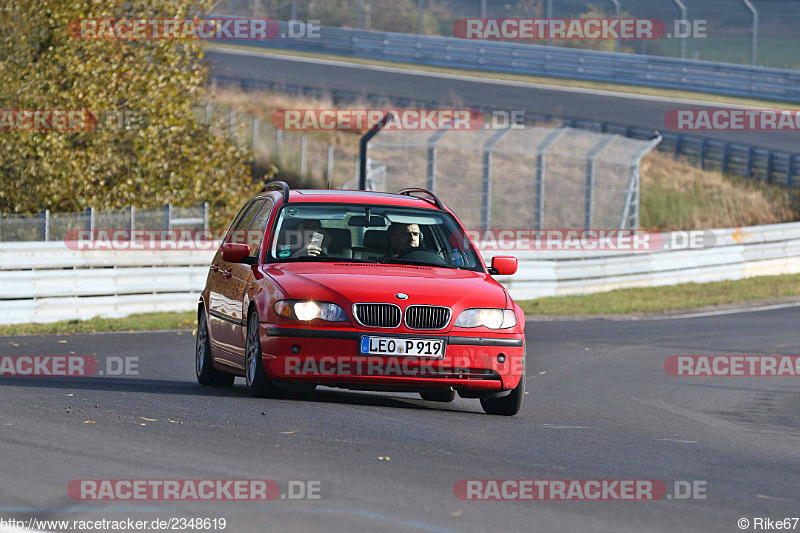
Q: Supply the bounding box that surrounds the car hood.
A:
[261,262,508,309]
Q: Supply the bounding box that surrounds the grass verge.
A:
[0,311,197,337]
[518,273,800,316]
[2,274,799,336]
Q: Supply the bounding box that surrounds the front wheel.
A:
[480,355,525,416]
[245,312,282,398]
[196,309,235,387]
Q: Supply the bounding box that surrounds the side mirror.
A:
[489,256,517,276]
[221,242,251,263]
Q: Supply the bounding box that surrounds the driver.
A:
[387,223,420,256]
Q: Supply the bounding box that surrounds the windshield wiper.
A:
[376,257,452,268]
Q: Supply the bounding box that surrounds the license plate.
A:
[359,336,445,358]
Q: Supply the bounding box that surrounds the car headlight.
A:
[454,308,517,329]
[274,300,348,322]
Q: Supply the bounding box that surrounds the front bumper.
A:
[260,325,525,391]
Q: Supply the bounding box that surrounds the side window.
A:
[224,201,255,245]
[228,199,266,250]
[244,199,274,258]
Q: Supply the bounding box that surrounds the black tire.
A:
[419,388,456,402]
[244,311,282,398]
[480,355,525,416]
[196,308,235,387]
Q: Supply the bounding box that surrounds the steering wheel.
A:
[395,247,448,266]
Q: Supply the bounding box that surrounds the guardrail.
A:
[225,19,800,104]
[2,222,799,324]
[0,244,215,325]
[495,222,800,299]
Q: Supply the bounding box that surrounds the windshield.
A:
[267,203,484,271]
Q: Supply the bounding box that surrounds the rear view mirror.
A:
[489,256,517,276]
[348,215,386,227]
[221,242,250,263]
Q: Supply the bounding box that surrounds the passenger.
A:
[290,219,328,258]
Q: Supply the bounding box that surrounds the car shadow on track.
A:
[0,376,483,414]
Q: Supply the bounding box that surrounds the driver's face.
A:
[390,224,420,251]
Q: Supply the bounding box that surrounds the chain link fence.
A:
[361,126,661,230]
[202,101,357,188]
[0,204,208,243]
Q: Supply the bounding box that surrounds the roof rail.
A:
[261,181,290,203]
[397,188,444,210]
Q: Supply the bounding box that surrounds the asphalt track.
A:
[207,48,800,154]
[1,307,799,532]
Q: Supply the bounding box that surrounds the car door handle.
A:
[210,265,219,273]
[222,269,232,278]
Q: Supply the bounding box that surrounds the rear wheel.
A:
[480,355,525,416]
[245,311,282,398]
[419,388,456,402]
[196,309,235,387]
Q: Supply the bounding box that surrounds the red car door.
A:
[208,200,257,364]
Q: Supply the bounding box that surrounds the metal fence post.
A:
[203,202,209,231]
[767,151,774,184]
[84,207,92,231]
[585,136,615,228]
[252,117,259,149]
[44,209,50,241]
[481,129,509,229]
[90,206,95,232]
[673,0,687,60]
[722,143,731,173]
[534,128,567,231]
[130,206,135,232]
[700,139,709,170]
[326,145,334,189]
[742,0,759,66]
[300,135,307,176]
[162,204,171,230]
[426,130,448,192]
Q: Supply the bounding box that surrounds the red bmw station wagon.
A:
[196,183,526,415]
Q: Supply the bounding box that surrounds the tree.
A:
[0,0,253,224]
